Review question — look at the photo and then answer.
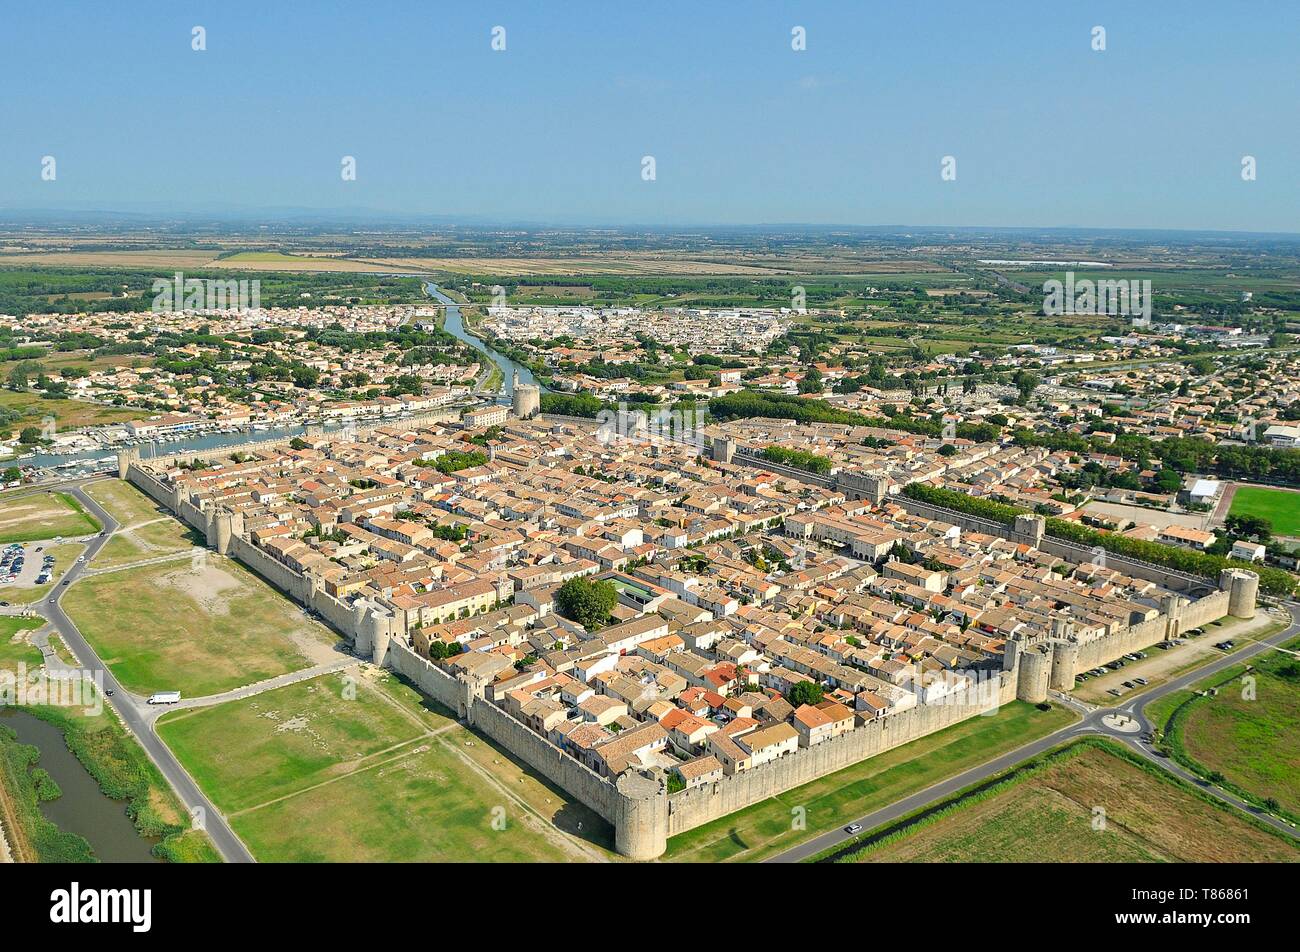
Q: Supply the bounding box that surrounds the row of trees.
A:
[707,390,1001,443]
[901,482,1296,597]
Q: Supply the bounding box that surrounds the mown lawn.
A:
[159,671,607,862]
[0,490,99,543]
[1229,486,1300,537]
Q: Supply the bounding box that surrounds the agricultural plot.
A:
[831,742,1298,863]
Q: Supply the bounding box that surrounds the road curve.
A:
[769,602,1300,863]
[31,480,255,863]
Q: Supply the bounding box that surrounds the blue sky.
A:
[2,0,1297,231]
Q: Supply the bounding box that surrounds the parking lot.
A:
[1072,610,1285,704]
[0,541,58,592]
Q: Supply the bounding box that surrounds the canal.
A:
[0,706,161,862]
[425,282,546,400]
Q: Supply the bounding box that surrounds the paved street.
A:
[769,602,1300,863]
[27,480,256,863]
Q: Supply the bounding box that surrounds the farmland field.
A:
[831,742,1299,863]
[1229,485,1300,537]
[157,670,614,862]
[1162,637,1300,819]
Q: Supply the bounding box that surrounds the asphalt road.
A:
[31,481,255,863]
[769,602,1300,863]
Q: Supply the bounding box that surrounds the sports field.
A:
[664,700,1075,863]
[157,670,615,862]
[0,491,99,544]
[61,554,338,697]
[1228,486,1300,537]
[831,742,1299,863]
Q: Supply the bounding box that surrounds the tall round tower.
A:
[612,769,669,861]
[1219,568,1259,620]
[1049,642,1079,692]
[1016,648,1051,703]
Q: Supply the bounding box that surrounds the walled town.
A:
[118,402,1260,859]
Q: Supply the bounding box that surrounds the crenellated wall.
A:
[386,638,472,717]
[118,459,1252,861]
[467,692,622,823]
[665,674,1017,837]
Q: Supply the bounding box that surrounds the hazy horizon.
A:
[4,1,1298,232]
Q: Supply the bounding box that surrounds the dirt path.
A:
[436,734,612,863]
[0,762,31,863]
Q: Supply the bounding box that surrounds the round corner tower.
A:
[1219,568,1259,620]
[1016,647,1051,703]
[612,769,669,861]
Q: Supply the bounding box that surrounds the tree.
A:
[2,466,20,483]
[786,681,824,706]
[1226,513,1272,542]
[1153,468,1183,493]
[798,366,824,394]
[1012,370,1040,403]
[289,437,310,450]
[18,426,42,445]
[7,360,43,392]
[554,577,617,630]
[937,443,958,457]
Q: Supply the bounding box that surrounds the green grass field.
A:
[0,491,99,544]
[1163,638,1300,819]
[158,671,613,862]
[830,742,1298,863]
[0,615,43,675]
[664,700,1076,863]
[1229,486,1300,537]
[84,479,202,567]
[61,554,336,697]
